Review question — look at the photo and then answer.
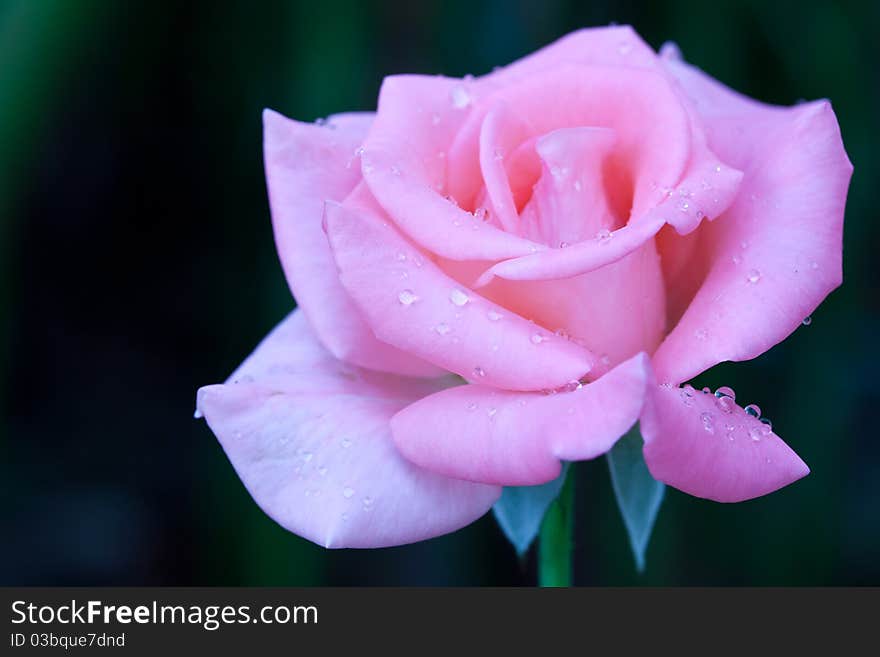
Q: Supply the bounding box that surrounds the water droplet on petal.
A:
[701,387,711,394]
[715,395,734,413]
[487,310,502,321]
[714,386,736,400]
[450,85,471,109]
[434,323,451,335]
[760,418,773,434]
[573,180,583,192]
[493,148,504,161]
[343,487,355,499]
[744,404,761,418]
[595,228,612,243]
[487,407,497,419]
[473,366,486,378]
[449,288,469,306]
[466,402,478,412]
[700,412,715,434]
[802,316,812,326]
[748,426,762,442]
[695,328,708,341]
[531,333,546,344]
[318,466,328,477]
[398,289,419,305]
[747,269,761,284]
[341,438,352,448]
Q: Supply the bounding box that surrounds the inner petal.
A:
[519,126,620,247]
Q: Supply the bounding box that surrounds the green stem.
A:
[538,468,575,587]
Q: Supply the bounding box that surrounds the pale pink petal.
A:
[324,201,598,391]
[480,25,660,90]
[651,98,852,384]
[361,75,546,260]
[640,384,809,502]
[474,214,665,286]
[263,109,441,377]
[391,353,652,486]
[196,310,499,548]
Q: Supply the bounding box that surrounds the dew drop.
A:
[678,199,690,213]
[744,404,761,418]
[747,269,761,284]
[318,466,328,477]
[700,411,715,434]
[493,148,504,161]
[694,328,708,341]
[802,316,812,326]
[573,180,583,192]
[342,487,355,499]
[595,228,612,243]
[362,496,373,510]
[701,387,711,394]
[450,85,471,109]
[473,366,486,378]
[487,407,498,419]
[341,438,352,448]
[760,418,773,434]
[396,251,407,262]
[748,427,762,442]
[449,288,469,306]
[474,206,489,221]
[714,386,736,400]
[302,452,313,462]
[434,323,451,336]
[715,395,735,413]
[530,333,546,344]
[466,401,478,412]
[558,241,569,249]
[487,311,502,324]
[398,289,419,305]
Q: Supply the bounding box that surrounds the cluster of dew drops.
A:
[677,384,775,443]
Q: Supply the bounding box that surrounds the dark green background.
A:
[2,0,877,585]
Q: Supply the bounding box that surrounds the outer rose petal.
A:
[195,310,500,548]
[263,109,442,377]
[651,97,852,384]
[640,384,809,502]
[324,201,598,391]
[391,353,652,486]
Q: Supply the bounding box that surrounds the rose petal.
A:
[324,200,598,391]
[361,75,546,261]
[651,97,852,384]
[640,384,809,502]
[391,353,652,486]
[263,109,441,377]
[478,103,533,233]
[518,126,618,246]
[196,310,500,548]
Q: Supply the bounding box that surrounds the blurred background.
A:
[2,0,878,585]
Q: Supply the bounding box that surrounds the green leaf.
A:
[607,426,664,572]
[493,463,569,556]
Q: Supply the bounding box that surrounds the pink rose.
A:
[196,26,851,548]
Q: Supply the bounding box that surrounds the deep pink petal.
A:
[478,103,533,233]
[640,384,810,502]
[391,353,652,486]
[651,96,852,384]
[263,109,441,377]
[196,310,499,548]
[324,201,598,391]
[518,127,618,246]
